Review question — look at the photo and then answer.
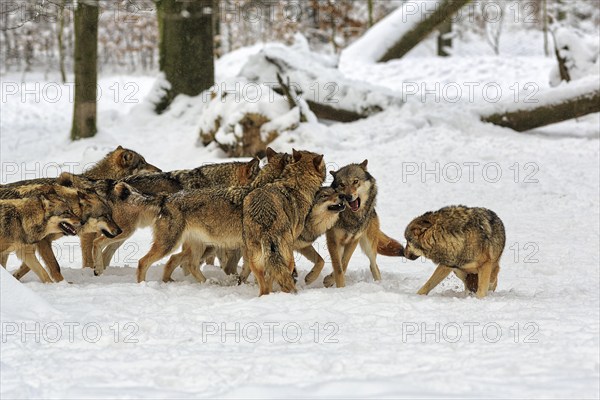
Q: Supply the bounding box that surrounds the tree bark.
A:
[57,0,67,83]
[379,0,470,62]
[437,19,452,57]
[481,87,599,132]
[71,1,98,140]
[155,0,215,113]
[367,0,374,28]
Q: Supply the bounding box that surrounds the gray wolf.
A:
[1,146,161,188]
[0,180,120,282]
[0,194,81,282]
[404,205,506,298]
[238,186,346,285]
[90,158,260,276]
[323,160,407,288]
[161,149,290,282]
[243,149,326,295]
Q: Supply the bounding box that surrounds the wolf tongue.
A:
[349,199,359,211]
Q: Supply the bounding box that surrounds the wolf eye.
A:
[353,179,359,185]
[339,183,345,189]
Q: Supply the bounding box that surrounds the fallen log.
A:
[481,78,600,132]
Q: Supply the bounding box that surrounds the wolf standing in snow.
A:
[239,186,346,285]
[91,157,261,276]
[404,205,506,299]
[1,179,122,282]
[0,194,82,283]
[243,149,326,295]
[161,148,291,282]
[322,160,407,288]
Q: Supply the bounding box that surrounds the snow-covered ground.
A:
[1,39,599,398]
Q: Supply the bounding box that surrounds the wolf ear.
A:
[265,147,277,161]
[292,149,302,162]
[57,172,74,187]
[360,160,368,169]
[313,154,324,171]
[114,182,132,201]
[119,151,134,167]
[329,170,337,177]
[116,145,124,150]
[246,158,260,178]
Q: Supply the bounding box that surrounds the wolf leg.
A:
[37,237,64,282]
[417,264,452,295]
[222,248,241,275]
[102,241,124,269]
[12,263,30,280]
[187,244,210,283]
[162,250,188,282]
[324,231,344,288]
[137,243,173,283]
[360,233,381,281]
[489,261,500,292]
[80,232,96,269]
[303,245,325,285]
[476,261,493,299]
[18,247,52,283]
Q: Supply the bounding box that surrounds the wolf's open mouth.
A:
[348,197,361,212]
[328,203,346,212]
[59,222,77,236]
[102,229,117,239]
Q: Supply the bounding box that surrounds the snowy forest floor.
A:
[1,45,599,398]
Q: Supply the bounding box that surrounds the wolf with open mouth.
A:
[323,160,412,288]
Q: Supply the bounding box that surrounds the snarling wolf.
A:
[404,205,506,298]
[0,179,120,282]
[323,160,408,288]
[243,150,326,295]
[0,194,81,282]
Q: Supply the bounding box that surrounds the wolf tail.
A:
[376,230,406,257]
[262,236,297,294]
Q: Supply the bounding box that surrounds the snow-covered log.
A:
[481,77,600,132]
[549,26,599,87]
[239,41,403,122]
[341,0,470,65]
[198,79,314,157]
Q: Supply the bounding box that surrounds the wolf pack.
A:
[0,146,506,298]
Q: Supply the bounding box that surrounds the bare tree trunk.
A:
[437,19,452,57]
[57,0,68,83]
[542,0,549,57]
[367,0,374,28]
[378,0,470,62]
[551,28,571,83]
[482,87,599,132]
[71,1,98,140]
[155,0,215,113]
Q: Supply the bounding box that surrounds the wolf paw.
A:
[323,274,335,288]
[305,271,318,285]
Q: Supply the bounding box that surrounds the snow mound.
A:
[550,26,599,87]
[198,78,313,150]
[239,42,403,118]
[0,268,62,321]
